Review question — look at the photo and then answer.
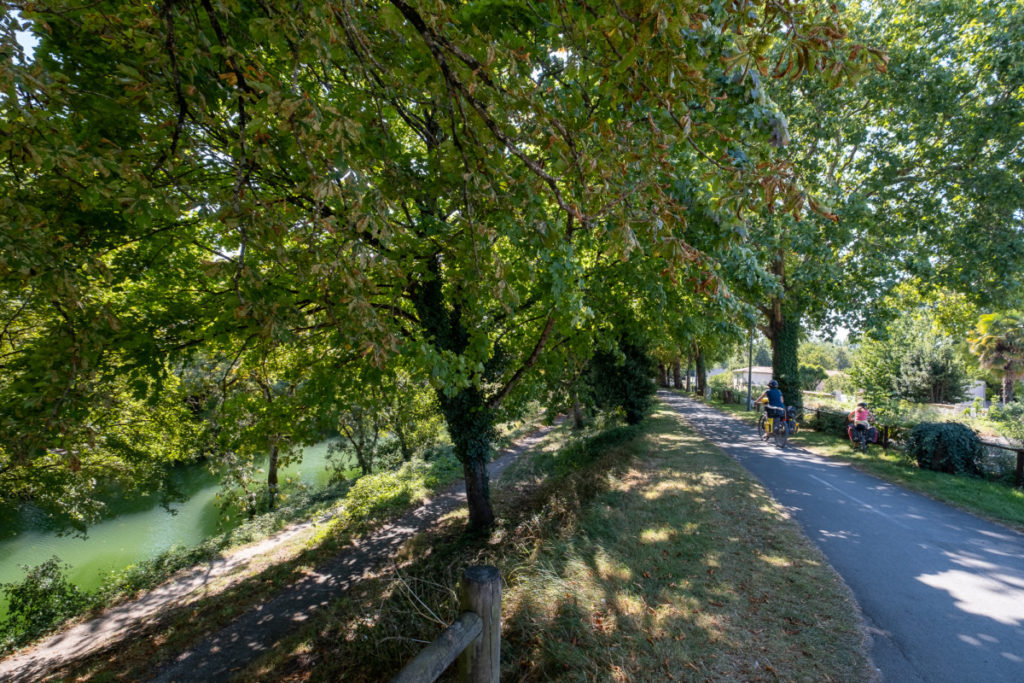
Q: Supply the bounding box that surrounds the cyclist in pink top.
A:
[847,402,877,443]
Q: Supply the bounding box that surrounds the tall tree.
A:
[852,314,969,408]
[742,0,1023,410]
[1,0,872,530]
[970,311,1024,404]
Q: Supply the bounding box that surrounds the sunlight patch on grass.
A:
[758,553,796,568]
[590,549,633,583]
[185,405,874,683]
[640,479,693,499]
[695,470,732,488]
[639,526,676,544]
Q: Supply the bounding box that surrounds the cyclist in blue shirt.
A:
[756,379,786,422]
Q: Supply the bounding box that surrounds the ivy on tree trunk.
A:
[410,255,498,530]
[769,315,803,412]
[439,386,494,530]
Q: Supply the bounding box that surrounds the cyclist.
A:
[756,379,787,429]
[847,402,877,444]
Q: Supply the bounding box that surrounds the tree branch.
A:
[487,314,555,410]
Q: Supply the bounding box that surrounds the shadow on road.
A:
[661,391,1024,683]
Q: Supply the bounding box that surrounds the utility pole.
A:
[746,328,754,410]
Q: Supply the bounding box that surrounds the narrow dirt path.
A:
[0,422,560,683]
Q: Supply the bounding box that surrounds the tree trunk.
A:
[397,429,413,461]
[343,408,378,476]
[685,356,692,392]
[411,253,497,530]
[672,359,682,389]
[439,386,495,530]
[658,363,669,388]
[694,342,707,395]
[763,250,802,412]
[267,443,279,510]
[1004,373,1015,404]
[257,377,281,510]
[572,398,584,430]
[394,418,414,461]
[767,313,802,412]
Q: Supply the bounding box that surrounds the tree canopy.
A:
[0,0,915,529]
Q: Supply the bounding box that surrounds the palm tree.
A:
[969,311,1024,404]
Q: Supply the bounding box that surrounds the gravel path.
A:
[0,422,559,683]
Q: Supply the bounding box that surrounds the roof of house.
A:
[731,366,774,374]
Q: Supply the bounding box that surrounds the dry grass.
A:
[229,406,873,682]
[496,410,871,682]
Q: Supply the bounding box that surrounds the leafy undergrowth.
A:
[226,406,872,682]
[15,454,465,678]
[706,397,1024,532]
[2,407,550,659]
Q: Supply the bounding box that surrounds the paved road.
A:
[663,392,1024,683]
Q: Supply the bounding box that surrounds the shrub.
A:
[905,422,984,476]
[341,453,461,526]
[807,408,850,438]
[822,372,853,395]
[987,402,1024,443]
[799,364,829,391]
[1,557,86,650]
[708,372,733,391]
[531,424,641,478]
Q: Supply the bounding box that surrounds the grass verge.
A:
[705,396,1024,532]
[224,404,872,682]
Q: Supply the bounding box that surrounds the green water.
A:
[0,440,339,618]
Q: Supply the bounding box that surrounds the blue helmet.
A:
[768,379,779,388]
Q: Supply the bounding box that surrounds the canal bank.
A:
[0,439,341,619]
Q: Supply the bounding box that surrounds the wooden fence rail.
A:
[392,565,501,683]
[978,440,1024,488]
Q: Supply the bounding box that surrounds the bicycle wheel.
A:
[758,414,768,440]
[773,420,788,449]
[858,431,869,453]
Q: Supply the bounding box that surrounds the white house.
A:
[732,366,774,389]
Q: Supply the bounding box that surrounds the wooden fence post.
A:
[459,565,501,683]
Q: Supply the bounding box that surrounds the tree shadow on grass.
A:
[498,417,871,682]
[30,484,424,683]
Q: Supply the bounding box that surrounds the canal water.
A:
[0,440,339,619]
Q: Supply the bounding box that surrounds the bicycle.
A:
[756,400,771,440]
[849,422,872,453]
[771,414,788,449]
[757,400,789,448]
[786,405,800,436]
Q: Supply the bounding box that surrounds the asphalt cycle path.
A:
[662,392,1024,683]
